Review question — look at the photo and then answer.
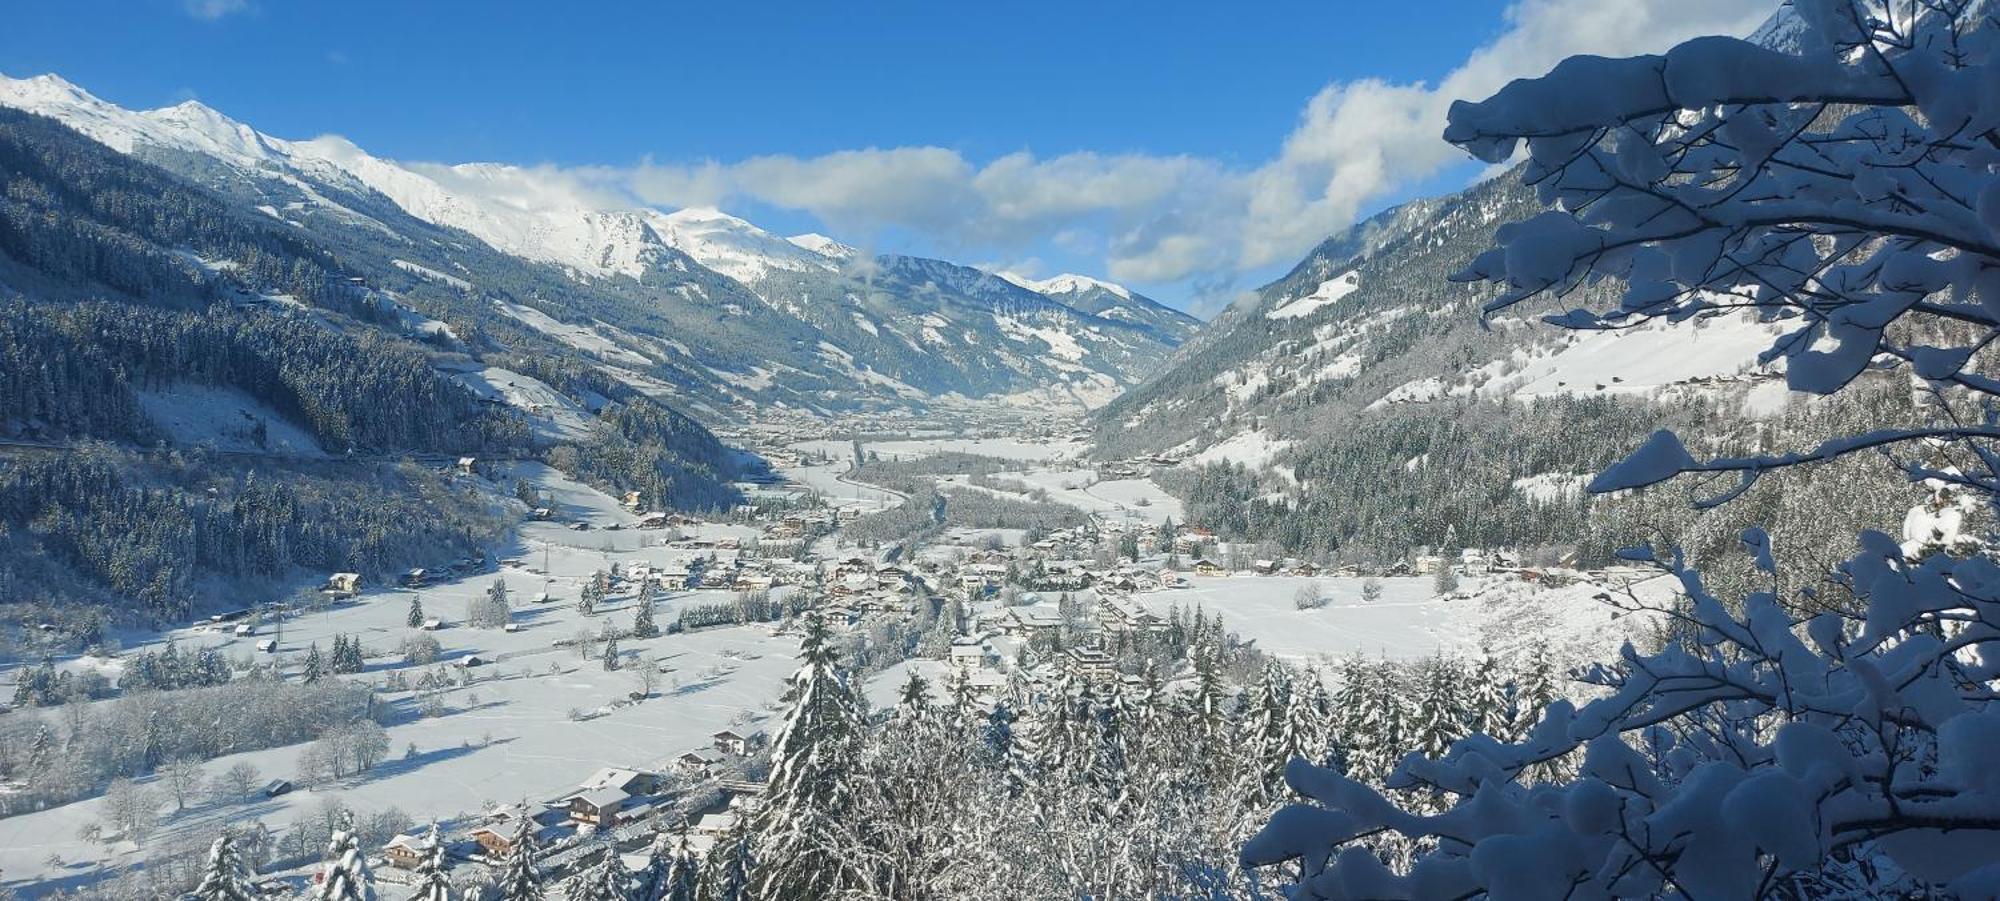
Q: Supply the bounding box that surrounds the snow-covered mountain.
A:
[1000,272,1201,345]
[1095,168,1800,464]
[0,72,1192,415]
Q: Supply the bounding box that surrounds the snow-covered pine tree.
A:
[662,837,701,901]
[302,643,325,684]
[896,668,932,715]
[1087,675,1131,817]
[565,847,628,901]
[748,613,860,898]
[1407,657,1465,762]
[191,832,258,901]
[602,637,620,671]
[631,593,659,639]
[407,596,424,629]
[700,821,753,901]
[409,825,453,901]
[313,830,374,901]
[497,814,544,901]
[1462,650,1511,741]
[1291,669,1333,769]
[1239,661,1294,805]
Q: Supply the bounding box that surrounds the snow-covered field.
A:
[978,467,1184,527]
[791,436,1086,464]
[136,384,326,456]
[0,465,796,892]
[1131,573,1662,667]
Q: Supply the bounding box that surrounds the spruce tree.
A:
[748,613,859,898]
[631,595,659,639]
[602,637,621,671]
[313,830,375,901]
[1464,651,1511,740]
[409,825,453,901]
[701,822,753,901]
[663,836,701,901]
[566,848,628,901]
[407,596,425,629]
[302,643,325,684]
[896,668,932,714]
[498,814,544,901]
[192,832,258,901]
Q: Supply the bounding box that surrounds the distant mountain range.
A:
[0,72,1198,419]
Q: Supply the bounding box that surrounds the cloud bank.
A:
[411,0,1768,308]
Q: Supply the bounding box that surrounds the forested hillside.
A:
[0,107,744,628]
[1094,163,1944,584]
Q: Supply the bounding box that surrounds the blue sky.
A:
[3,0,1768,313]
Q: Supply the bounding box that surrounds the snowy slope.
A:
[0,71,1190,413]
[646,207,841,285]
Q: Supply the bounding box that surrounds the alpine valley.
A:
[1,3,1992,896]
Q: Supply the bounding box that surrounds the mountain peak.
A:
[787,233,858,261]
[646,207,839,286]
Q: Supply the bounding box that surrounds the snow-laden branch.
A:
[1247,2,2000,896]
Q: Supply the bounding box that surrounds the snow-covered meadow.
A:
[0,465,797,892]
[1130,573,1663,667]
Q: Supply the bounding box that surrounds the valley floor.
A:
[0,420,1660,897]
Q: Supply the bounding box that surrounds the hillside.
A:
[0,73,1191,416]
[1092,168,1928,569]
[0,105,746,624]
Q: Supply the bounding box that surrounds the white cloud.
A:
[183,0,250,20]
[590,0,1766,291]
[369,0,1763,301]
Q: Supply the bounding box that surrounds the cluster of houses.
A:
[377,729,768,873]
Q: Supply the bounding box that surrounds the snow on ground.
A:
[391,258,471,291]
[1131,573,1663,667]
[0,464,799,891]
[1510,472,1587,504]
[493,300,652,366]
[443,364,596,442]
[971,466,1182,528]
[791,436,1084,464]
[135,384,325,456]
[1266,270,1360,320]
[1485,315,1785,401]
[1190,430,1292,471]
[777,457,906,514]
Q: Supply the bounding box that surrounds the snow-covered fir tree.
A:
[631,591,659,638]
[313,830,374,901]
[497,814,545,901]
[190,832,258,901]
[409,825,454,901]
[565,848,629,901]
[747,613,862,898]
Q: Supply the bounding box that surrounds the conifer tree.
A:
[313,830,375,901]
[192,832,258,901]
[663,837,701,901]
[1463,651,1511,740]
[497,814,544,901]
[566,848,628,901]
[409,825,454,901]
[302,643,325,684]
[602,637,620,671]
[896,668,932,715]
[631,594,659,639]
[701,822,753,901]
[748,613,859,898]
[407,596,424,629]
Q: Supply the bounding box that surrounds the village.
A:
[0,426,1654,897]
